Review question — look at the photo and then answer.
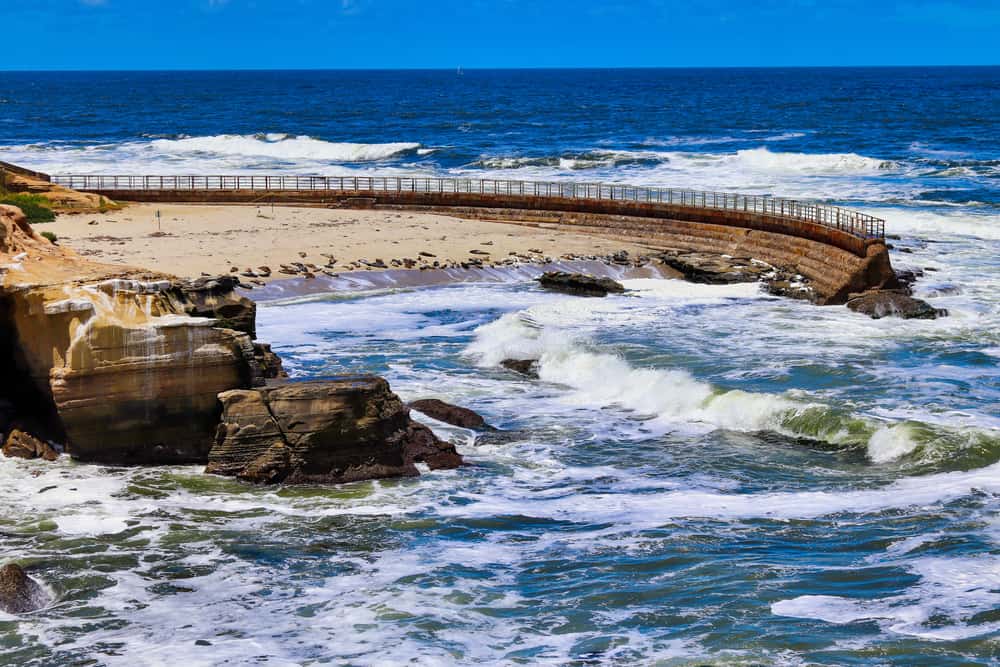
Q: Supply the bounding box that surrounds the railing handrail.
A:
[50,173,886,240]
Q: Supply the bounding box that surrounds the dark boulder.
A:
[0,563,50,614]
[537,272,626,297]
[402,421,465,470]
[409,399,492,430]
[501,359,539,378]
[207,377,463,485]
[847,290,947,320]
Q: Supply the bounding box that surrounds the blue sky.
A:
[3,0,999,70]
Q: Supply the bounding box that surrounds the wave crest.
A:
[466,308,1000,468]
[149,133,421,162]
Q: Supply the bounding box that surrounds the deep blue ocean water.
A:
[1,68,1000,665]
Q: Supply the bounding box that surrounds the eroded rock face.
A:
[172,275,256,338]
[252,342,288,383]
[6,279,259,463]
[0,564,50,614]
[1,206,263,463]
[207,378,463,485]
[847,290,947,320]
[537,272,626,297]
[409,398,492,430]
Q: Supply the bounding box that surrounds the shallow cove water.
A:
[3,263,1000,665]
[1,67,999,664]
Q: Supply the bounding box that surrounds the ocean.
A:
[1,67,999,665]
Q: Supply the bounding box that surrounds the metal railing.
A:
[51,174,885,239]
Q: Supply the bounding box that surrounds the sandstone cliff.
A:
[0,205,258,463]
[0,167,116,213]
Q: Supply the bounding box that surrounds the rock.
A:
[419,251,436,258]
[252,342,288,383]
[409,398,492,430]
[401,421,464,470]
[537,272,626,297]
[2,428,59,461]
[0,563,50,614]
[659,252,766,284]
[846,290,947,319]
[171,275,257,338]
[895,268,923,292]
[501,359,539,378]
[207,377,463,484]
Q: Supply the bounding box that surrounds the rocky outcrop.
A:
[659,250,817,301]
[659,251,768,285]
[846,290,947,320]
[409,398,492,430]
[501,359,539,378]
[537,272,626,297]
[0,205,265,464]
[252,342,288,382]
[0,563,50,614]
[171,275,256,338]
[207,378,463,484]
[2,428,59,461]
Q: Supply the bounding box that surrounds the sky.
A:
[2,0,999,70]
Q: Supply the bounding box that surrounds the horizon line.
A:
[2,64,998,74]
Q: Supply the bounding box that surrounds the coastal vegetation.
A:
[0,190,55,223]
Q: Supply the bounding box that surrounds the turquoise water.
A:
[1,68,999,664]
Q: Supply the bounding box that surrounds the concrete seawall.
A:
[83,188,898,304]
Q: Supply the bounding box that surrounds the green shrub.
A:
[40,230,58,244]
[0,191,56,223]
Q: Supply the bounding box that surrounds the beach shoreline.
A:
[45,203,660,284]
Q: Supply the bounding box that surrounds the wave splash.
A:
[466,308,1000,467]
[149,133,421,162]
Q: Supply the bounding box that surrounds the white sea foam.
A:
[729,147,895,174]
[862,206,1000,241]
[866,423,922,463]
[772,555,1000,641]
[0,134,427,176]
[148,134,420,162]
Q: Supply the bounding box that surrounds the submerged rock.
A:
[846,290,947,320]
[207,377,463,485]
[0,563,50,614]
[409,399,492,430]
[501,359,539,378]
[2,428,59,461]
[536,272,626,297]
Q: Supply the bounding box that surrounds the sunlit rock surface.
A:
[0,205,258,463]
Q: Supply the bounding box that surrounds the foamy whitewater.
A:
[1,68,999,665]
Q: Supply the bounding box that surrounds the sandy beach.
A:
[45,203,655,281]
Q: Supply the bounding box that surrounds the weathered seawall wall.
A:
[87,188,898,304]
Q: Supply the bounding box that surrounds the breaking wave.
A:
[148,133,421,162]
[465,306,1000,468]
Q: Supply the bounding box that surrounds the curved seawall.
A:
[51,175,899,304]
